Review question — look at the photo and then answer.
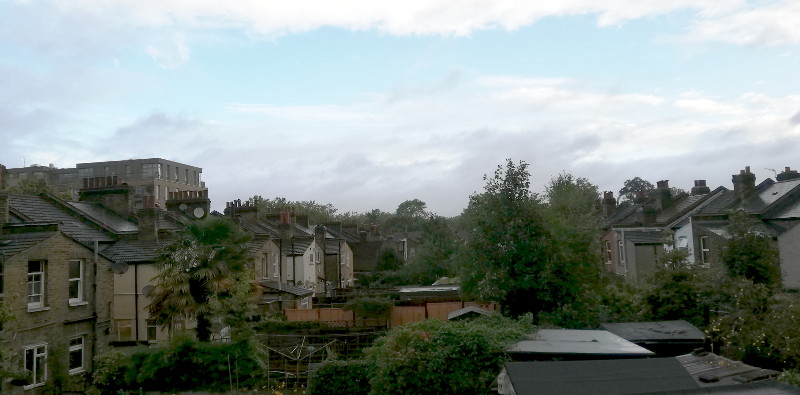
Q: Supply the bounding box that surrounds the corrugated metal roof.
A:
[600,320,706,343]
[9,195,115,245]
[507,329,655,357]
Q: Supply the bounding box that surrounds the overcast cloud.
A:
[2,1,800,216]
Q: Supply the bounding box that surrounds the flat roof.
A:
[507,329,655,357]
[600,320,706,343]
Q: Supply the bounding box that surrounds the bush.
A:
[363,314,533,394]
[308,360,371,395]
[90,349,131,394]
[344,297,393,319]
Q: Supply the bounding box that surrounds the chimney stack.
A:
[0,192,8,225]
[222,198,257,222]
[602,191,616,217]
[79,182,134,218]
[137,207,160,241]
[732,166,756,200]
[656,180,672,210]
[691,180,711,195]
[777,167,800,182]
[0,164,6,190]
[634,190,648,204]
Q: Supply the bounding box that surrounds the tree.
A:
[721,210,781,286]
[402,215,461,285]
[249,196,339,224]
[148,217,253,342]
[6,178,71,200]
[460,160,564,317]
[618,177,655,203]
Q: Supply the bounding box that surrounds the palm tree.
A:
[148,216,253,342]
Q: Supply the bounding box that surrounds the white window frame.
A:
[24,343,47,389]
[605,241,613,264]
[146,320,158,343]
[699,236,710,266]
[28,261,45,310]
[272,252,279,279]
[69,259,84,305]
[68,336,84,374]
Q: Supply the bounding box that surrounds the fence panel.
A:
[390,306,426,328]
[285,309,320,322]
[426,302,464,321]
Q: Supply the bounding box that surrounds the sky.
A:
[1,0,799,217]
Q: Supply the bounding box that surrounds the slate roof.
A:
[657,194,705,224]
[67,201,138,233]
[601,204,641,229]
[624,230,663,244]
[281,238,313,255]
[259,280,313,297]
[772,201,800,219]
[696,190,737,216]
[102,239,167,263]
[9,195,115,245]
[741,178,800,214]
[0,230,56,258]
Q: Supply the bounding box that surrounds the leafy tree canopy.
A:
[618,177,655,202]
[722,210,781,286]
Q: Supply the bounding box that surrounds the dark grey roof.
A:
[9,195,115,245]
[601,204,641,229]
[600,320,706,343]
[448,306,490,320]
[245,235,272,255]
[281,238,313,255]
[741,178,800,214]
[67,201,138,233]
[0,230,56,258]
[697,189,737,216]
[624,230,663,244]
[771,201,800,219]
[502,358,698,394]
[102,239,166,263]
[657,194,705,224]
[259,280,313,297]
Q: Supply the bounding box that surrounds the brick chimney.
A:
[79,180,134,218]
[222,199,256,222]
[656,180,672,210]
[634,189,648,204]
[691,180,711,195]
[602,191,616,217]
[777,167,800,182]
[643,204,658,226]
[0,164,6,190]
[732,166,756,200]
[137,207,160,241]
[0,191,8,224]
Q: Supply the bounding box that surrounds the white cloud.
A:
[686,1,800,46]
[146,32,190,69]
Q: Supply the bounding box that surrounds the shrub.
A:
[344,297,393,319]
[308,360,371,395]
[363,314,533,394]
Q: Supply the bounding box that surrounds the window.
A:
[68,336,84,374]
[315,249,321,263]
[700,236,710,266]
[125,165,131,176]
[115,319,133,341]
[272,253,278,279]
[28,261,45,310]
[677,236,689,249]
[605,241,612,264]
[261,256,268,279]
[174,166,179,182]
[24,344,47,388]
[142,163,160,178]
[185,168,189,183]
[69,260,83,305]
[147,320,158,343]
[617,241,625,264]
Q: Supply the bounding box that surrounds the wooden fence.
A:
[285,302,497,328]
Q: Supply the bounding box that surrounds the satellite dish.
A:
[193,207,205,218]
[142,285,155,296]
[111,261,129,275]
[179,203,188,211]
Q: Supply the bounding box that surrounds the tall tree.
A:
[148,216,253,341]
[402,215,461,285]
[618,177,655,203]
[459,159,562,317]
[249,196,339,224]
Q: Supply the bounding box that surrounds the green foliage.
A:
[344,297,393,319]
[249,195,340,224]
[89,349,129,394]
[642,262,716,328]
[363,314,534,394]
[308,360,372,395]
[618,176,655,202]
[388,199,429,232]
[721,210,781,286]
[401,215,461,285]
[375,246,403,272]
[459,161,605,321]
[5,177,70,199]
[111,337,266,393]
[149,216,253,341]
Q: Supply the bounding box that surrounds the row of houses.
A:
[0,159,408,393]
[601,166,800,288]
